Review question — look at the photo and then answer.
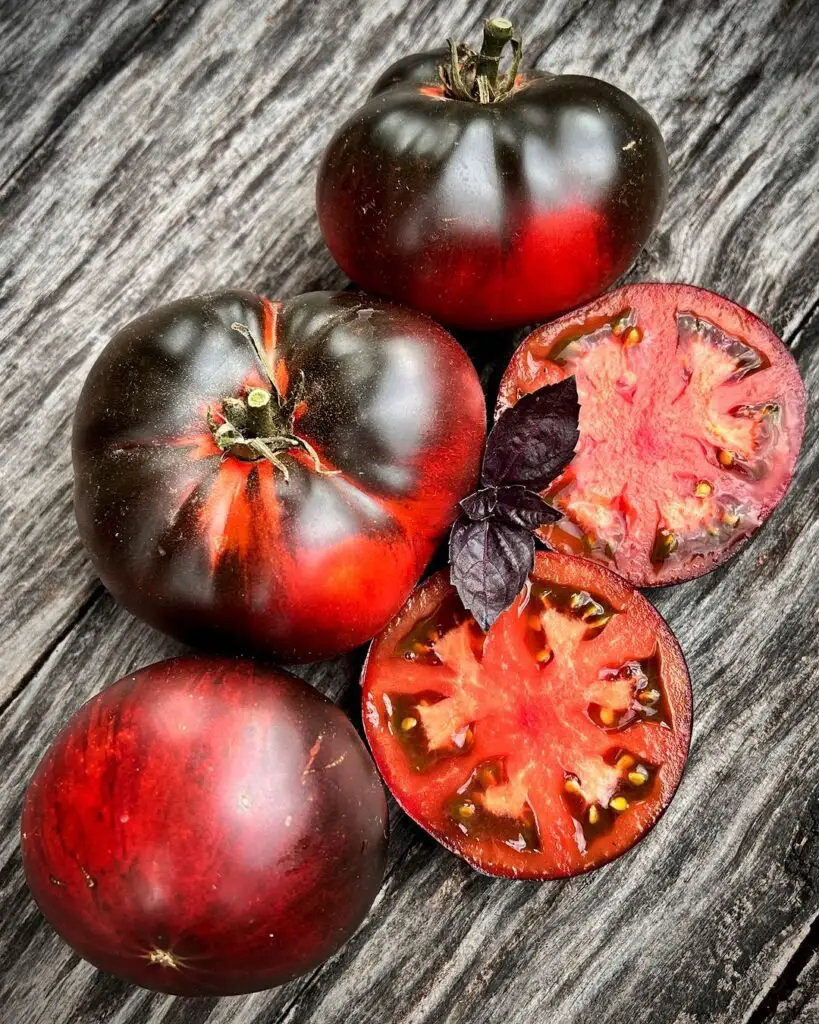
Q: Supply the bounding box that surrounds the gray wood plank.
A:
[0,0,817,1021]
[0,0,180,187]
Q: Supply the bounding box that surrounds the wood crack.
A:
[744,913,819,1023]
[0,585,104,718]
[0,0,201,197]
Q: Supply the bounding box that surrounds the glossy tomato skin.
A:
[317,51,668,330]
[73,291,486,661]
[362,554,691,880]
[21,657,388,996]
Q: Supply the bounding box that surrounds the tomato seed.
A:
[718,449,735,467]
[588,805,600,825]
[628,770,647,786]
[623,327,642,347]
[535,648,553,664]
[722,511,740,527]
[638,688,660,705]
[401,717,418,731]
[599,707,616,727]
[695,481,713,497]
[564,778,581,795]
[616,754,636,771]
[610,796,629,812]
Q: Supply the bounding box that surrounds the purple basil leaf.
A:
[494,485,561,530]
[460,487,499,521]
[482,376,579,490]
[449,513,535,631]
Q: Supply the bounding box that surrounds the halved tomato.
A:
[497,284,806,586]
[362,552,691,879]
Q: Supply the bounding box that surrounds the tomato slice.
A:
[497,284,806,586]
[362,552,691,879]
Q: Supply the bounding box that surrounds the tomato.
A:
[317,19,667,330]
[21,657,389,995]
[497,283,806,586]
[362,553,691,879]
[73,290,486,661]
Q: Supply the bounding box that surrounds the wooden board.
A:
[0,0,817,1020]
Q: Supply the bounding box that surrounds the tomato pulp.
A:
[73,291,486,661]
[21,658,389,995]
[498,284,806,586]
[363,553,691,879]
[317,21,667,330]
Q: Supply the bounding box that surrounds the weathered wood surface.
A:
[0,0,817,1021]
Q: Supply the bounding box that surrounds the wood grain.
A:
[0,0,817,1021]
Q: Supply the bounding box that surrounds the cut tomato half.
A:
[497,284,806,586]
[362,552,691,879]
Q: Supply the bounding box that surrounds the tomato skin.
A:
[362,553,691,880]
[317,52,668,330]
[21,657,388,995]
[73,290,486,661]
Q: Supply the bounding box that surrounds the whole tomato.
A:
[22,657,389,995]
[73,291,486,661]
[317,18,668,330]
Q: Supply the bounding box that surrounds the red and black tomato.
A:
[73,290,486,661]
[22,658,389,995]
[317,19,668,330]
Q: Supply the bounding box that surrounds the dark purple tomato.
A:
[317,18,668,330]
[21,657,389,996]
[72,290,486,661]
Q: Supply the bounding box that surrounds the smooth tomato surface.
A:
[21,657,388,995]
[363,553,691,879]
[498,284,806,585]
[73,291,486,661]
[318,52,667,329]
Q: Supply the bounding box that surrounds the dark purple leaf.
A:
[494,486,561,530]
[482,376,579,490]
[460,487,499,521]
[449,514,535,631]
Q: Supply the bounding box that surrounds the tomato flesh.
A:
[498,284,806,586]
[363,552,691,879]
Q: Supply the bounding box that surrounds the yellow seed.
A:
[564,778,581,795]
[528,614,543,631]
[718,449,735,467]
[610,796,629,812]
[535,647,553,664]
[624,327,642,347]
[458,802,475,819]
[612,319,627,336]
[616,754,636,772]
[599,707,617,727]
[588,805,600,825]
[400,717,418,732]
[639,688,661,704]
[722,511,740,527]
[695,481,713,497]
[628,770,648,786]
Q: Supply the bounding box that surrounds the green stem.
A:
[475,17,514,91]
[246,388,278,437]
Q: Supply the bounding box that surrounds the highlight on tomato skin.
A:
[497,283,807,587]
[21,657,389,996]
[317,21,668,330]
[72,290,486,663]
[362,552,692,880]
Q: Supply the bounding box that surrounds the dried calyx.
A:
[207,322,337,483]
[440,17,523,103]
[449,376,580,630]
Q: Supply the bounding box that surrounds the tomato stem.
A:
[441,18,523,103]
[476,18,514,92]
